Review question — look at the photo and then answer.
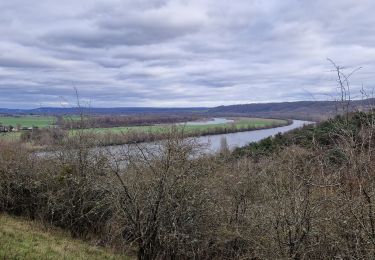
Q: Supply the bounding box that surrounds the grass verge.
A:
[0,214,131,260]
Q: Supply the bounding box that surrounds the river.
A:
[102,120,313,156]
[196,120,312,153]
[36,119,313,160]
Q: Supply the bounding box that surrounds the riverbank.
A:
[13,117,291,151]
[72,117,291,147]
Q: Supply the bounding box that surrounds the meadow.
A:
[0,116,55,128]
[0,116,288,144]
[80,117,287,135]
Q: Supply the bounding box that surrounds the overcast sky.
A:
[0,0,374,108]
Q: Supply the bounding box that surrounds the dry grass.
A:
[0,214,132,260]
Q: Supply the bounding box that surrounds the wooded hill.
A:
[208,99,375,121]
[2,98,375,121]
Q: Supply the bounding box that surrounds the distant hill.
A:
[208,99,375,121]
[1,99,374,120]
[0,107,208,115]
[0,108,26,114]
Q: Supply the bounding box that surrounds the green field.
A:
[0,117,288,142]
[0,214,131,259]
[80,117,287,135]
[0,116,55,128]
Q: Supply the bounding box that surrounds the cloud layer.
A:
[1,0,375,108]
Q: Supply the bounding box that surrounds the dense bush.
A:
[60,114,201,129]
[20,128,67,146]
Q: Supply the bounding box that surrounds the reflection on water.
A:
[181,117,234,126]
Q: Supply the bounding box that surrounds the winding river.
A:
[37,119,313,160]
[102,119,313,156]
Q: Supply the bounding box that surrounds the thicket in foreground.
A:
[2,112,375,258]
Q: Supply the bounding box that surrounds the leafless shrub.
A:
[20,128,67,146]
[103,129,218,259]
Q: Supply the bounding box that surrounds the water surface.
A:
[196,120,312,153]
[181,117,234,126]
[105,120,312,155]
[37,120,313,159]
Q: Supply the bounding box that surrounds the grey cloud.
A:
[43,27,190,48]
[0,56,56,69]
[1,0,375,108]
[42,1,207,48]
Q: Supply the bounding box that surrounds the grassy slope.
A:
[0,116,55,128]
[0,214,131,260]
